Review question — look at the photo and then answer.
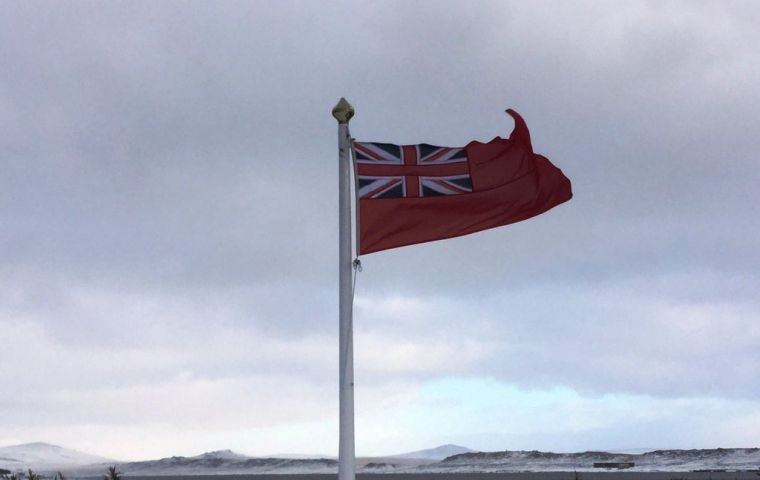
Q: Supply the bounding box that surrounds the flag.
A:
[353,109,572,254]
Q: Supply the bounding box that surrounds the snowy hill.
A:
[118,452,337,475]
[391,444,476,460]
[429,448,760,472]
[191,450,249,461]
[113,446,477,474]
[0,442,114,470]
[5,442,760,475]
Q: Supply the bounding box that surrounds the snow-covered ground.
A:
[425,448,760,473]
[2,442,760,475]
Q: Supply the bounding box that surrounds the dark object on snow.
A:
[593,462,635,469]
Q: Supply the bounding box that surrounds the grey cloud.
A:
[2,0,760,454]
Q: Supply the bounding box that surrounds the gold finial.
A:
[332,97,355,124]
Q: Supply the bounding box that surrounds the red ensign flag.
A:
[353,109,572,254]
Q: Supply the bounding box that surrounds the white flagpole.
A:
[332,97,355,480]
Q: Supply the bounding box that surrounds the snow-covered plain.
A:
[2,443,760,475]
[427,448,760,473]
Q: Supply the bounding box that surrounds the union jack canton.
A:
[353,142,473,199]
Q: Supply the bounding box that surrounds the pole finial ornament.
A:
[332,97,355,124]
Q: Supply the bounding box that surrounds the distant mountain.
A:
[117,451,337,475]
[0,442,114,470]
[430,448,760,472]
[6,442,760,475]
[264,453,336,459]
[391,444,477,460]
[191,450,249,461]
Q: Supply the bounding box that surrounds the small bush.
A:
[104,466,122,480]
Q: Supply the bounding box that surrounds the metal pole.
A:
[332,97,355,480]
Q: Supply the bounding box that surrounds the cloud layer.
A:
[1,0,759,459]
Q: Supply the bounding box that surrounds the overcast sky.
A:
[2,0,760,461]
